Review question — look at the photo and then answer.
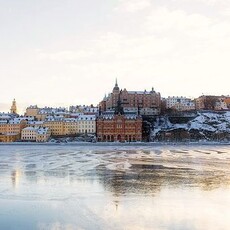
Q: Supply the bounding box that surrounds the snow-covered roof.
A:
[28,121,44,125]
[78,115,96,121]
[128,91,152,95]
[100,114,140,120]
[37,127,49,135]
[27,105,38,109]
[22,127,39,131]
[64,118,78,122]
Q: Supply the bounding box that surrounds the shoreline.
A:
[0,141,230,147]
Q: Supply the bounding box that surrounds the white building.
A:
[21,127,38,141]
[166,97,195,111]
[77,115,96,134]
[21,127,51,142]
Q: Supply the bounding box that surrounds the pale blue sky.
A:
[1,0,230,112]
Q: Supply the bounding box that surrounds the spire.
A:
[113,78,119,93]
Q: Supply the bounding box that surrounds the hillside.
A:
[151,112,230,141]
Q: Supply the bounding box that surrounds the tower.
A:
[10,99,17,114]
[112,78,120,93]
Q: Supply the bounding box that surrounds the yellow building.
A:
[0,119,27,139]
[25,106,70,121]
[36,127,51,142]
[42,116,96,136]
[0,133,20,142]
[63,119,78,135]
[43,119,78,136]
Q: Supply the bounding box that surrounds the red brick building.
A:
[97,113,142,142]
[99,80,161,115]
[97,93,142,142]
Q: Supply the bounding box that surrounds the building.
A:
[0,119,27,136]
[21,127,51,142]
[214,98,228,111]
[195,95,230,111]
[99,80,161,115]
[63,118,78,135]
[97,96,142,142]
[0,133,20,142]
[77,115,96,134]
[43,119,64,136]
[222,96,230,109]
[25,106,69,121]
[69,105,98,115]
[36,127,51,142]
[166,97,195,111]
[41,115,96,137]
[195,95,220,110]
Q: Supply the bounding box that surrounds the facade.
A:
[21,127,38,141]
[43,120,64,136]
[42,115,96,136]
[0,119,27,136]
[0,133,20,142]
[99,80,161,115]
[195,95,220,110]
[195,95,230,111]
[25,106,69,121]
[36,127,51,142]
[97,95,142,142]
[77,115,96,134]
[97,113,142,142]
[63,119,78,135]
[21,127,51,142]
[166,97,195,111]
[25,105,40,118]
[224,97,230,109]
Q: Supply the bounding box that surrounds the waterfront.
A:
[0,145,230,230]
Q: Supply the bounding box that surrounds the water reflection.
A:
[0,145,230,229]
[7,147,230,194]
[11,169,22,188]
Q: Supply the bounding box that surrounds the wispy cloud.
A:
[114,0,152,13]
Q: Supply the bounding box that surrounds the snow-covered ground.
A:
[0,145,230,229]
[151,111,230,139]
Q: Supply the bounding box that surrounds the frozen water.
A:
[0,144,230,229]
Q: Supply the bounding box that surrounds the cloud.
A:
[172,0,228,6]
[144,7,212,33]
[115,0,152,13]
[37,32,173,63]
[38,50,95,62]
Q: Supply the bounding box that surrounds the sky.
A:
[1,0,230,113]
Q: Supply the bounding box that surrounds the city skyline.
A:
[1,0,230,112]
